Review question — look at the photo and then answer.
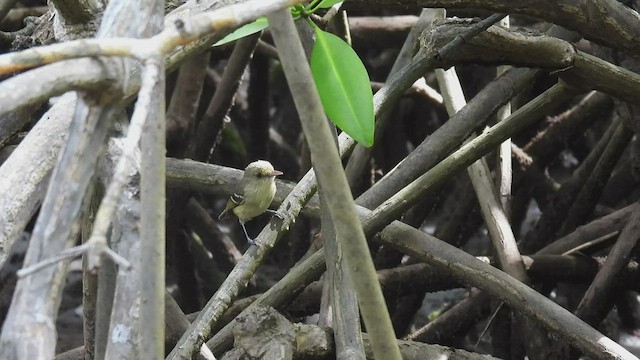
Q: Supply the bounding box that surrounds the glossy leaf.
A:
[311,28,374,147]
[213,18,268,47]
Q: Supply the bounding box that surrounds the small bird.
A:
[219,160,283,245]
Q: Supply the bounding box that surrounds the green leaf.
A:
[311,28,374,147]
[312,0,343,10]
[291,4,305,17]
[213,18,268,47]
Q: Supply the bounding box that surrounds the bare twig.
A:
[496,16,512,214]
[16,244,91,277]
[172,160,639,360]
[0,0,305,74]
[435,64,528,281]
[436,42,532,357]
[363,82,576,235]
[343,0,640,58]
[188,32,261,161]
[562,231,620,256]
[15,57,167,279]
[0,0,164,357]
[0,1,231,274]
[574,201,640,325]
[558,120,632,235]
[88,59,163,271]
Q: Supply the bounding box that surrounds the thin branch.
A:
[0,37,149,72]
[375,218,637,360]
[0,59,114,118]
[436,66,528,282]
[86,60,161,271]
[100,139,142,359]
[0,0,302,276]
[0,0,166,357]
[522,117,620,253]
[435,12,507,62]
[311,9,364,354]
[562,231,620,256]
[207,249,327,354]
[343,0,640,58]
[356,24,579,209]
[0,0,305,74]
[166,167,324,358]
[268,9,402,360]
[436,51,533,357]
[496,16,512,215]
[186,198,243,271]
[16,244,90,277]
[81,191,99,360]
[573,198,640,326]
[174,160,639,360]
[558,120,632,235]
[139,54,166,359]
[187,32,261,160]
[14,59,167,278]
[370,79,443,104]
[363,82,576,237]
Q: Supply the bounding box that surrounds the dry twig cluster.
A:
[0,0,640,359]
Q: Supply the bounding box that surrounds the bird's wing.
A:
[218,192,245,219]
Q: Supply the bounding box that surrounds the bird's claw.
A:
[266,209,285,219]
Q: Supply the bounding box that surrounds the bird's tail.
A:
[219,193,243,220]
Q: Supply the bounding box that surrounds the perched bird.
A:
[219,160,283,245]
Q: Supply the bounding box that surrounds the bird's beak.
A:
[270,170,283,176]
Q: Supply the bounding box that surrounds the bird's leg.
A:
[239,221,256,245]
[265,209,285,219]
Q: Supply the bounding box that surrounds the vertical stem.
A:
[82,189,98,360]
[496,16,512,215]
[435,59,527,281]
[267,9,402,360]
[309,14,366,359]
[139,57,166,358]
[94,259,116,360]
[321,140,366,360]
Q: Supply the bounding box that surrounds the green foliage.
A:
[310,24,374,147]
[215,3,375,147]
[213,18,268,47]
[290,4,305,17]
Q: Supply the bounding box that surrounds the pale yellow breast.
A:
[232,178,276,221]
